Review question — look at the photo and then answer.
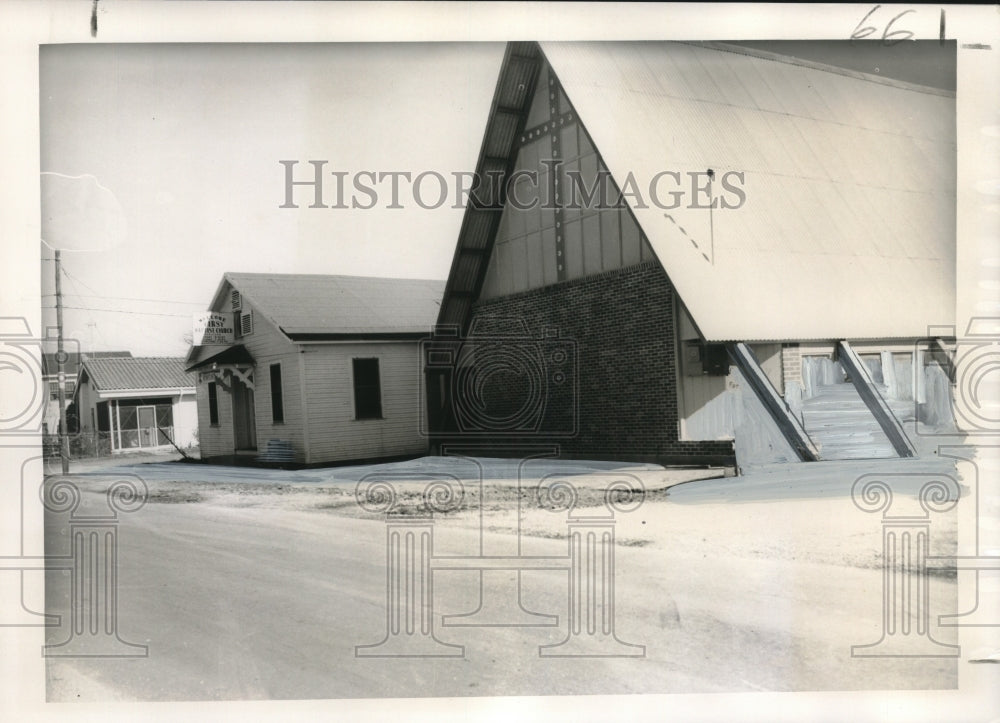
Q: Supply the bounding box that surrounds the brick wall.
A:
[781,343,802,392]
[435,262,734,464]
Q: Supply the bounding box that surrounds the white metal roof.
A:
[219,273,445,337]
[541,41,956,341]
[81,357,193,392]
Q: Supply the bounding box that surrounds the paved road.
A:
[64,454,676,485]
[44,484,957,701]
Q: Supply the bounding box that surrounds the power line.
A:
[46,270,182,351]
[60,265,103,297]
[41,293,205,306]
[41,305,191,318]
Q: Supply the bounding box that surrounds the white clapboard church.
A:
[186,273,445,465]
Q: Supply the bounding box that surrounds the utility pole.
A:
[55,249,69,474]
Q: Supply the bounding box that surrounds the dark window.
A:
[96,402,110,432]
[269,363,284,423]
[353,358,382,420]
[208,382,219,425]
[702,344,730,376]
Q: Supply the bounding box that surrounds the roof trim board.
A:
[285,332,431,342]
[185,344,255,372]
[695,42,955,99]
[436,42,543,331]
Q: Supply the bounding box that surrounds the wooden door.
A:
[137,406,157,448]
[232,376,258,451]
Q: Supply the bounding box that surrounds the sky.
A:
[39,40,956,357]
[40,43,505,355]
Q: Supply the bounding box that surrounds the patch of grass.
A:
[147,490,205,504]
[313,499,355,511]
[617,538,652,547]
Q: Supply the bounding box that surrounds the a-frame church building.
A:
[428,41,956,469]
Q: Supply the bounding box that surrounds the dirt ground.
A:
[40,453,975,702]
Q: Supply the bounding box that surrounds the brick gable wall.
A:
[435,262,733,464]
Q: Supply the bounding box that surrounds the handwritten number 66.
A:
[852,5,916,45]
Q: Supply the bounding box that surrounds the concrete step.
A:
[809,383,891,398]
[803,394,871,407]
[803,419,885,431]
[805,405,914,426]
[803,407,880,421]
[801,381,899,460]
[811,429,889,440]
[815,444,897,460]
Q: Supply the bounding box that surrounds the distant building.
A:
[431,41,956,469]
[185,273,445,465]
[73,357,197,454]
[41,350,131,436]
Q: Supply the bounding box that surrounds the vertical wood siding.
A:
[479,59,656,301]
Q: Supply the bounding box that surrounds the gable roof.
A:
[216,273,446,338]
[440,41,956,342]
[42,351,132,377]
[543,41,956,341]
[80,357,193,392]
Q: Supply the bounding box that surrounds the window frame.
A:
[207,381,219,426]
[269,363,284,424]
[352,357,383,421]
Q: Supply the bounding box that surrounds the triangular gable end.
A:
[441,41,956,342]
[437,41,666,334]
[185,275,281,370]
